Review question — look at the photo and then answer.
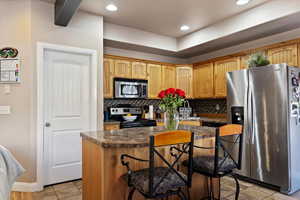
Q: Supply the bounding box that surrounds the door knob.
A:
[45,122,51,127]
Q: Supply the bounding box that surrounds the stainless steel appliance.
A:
[108,104,156,129]
[227,64,300,194]
[114,78,148,99]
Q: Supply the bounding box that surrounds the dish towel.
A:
[0,145,25,200]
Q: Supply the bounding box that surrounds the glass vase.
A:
[164,109,179,130]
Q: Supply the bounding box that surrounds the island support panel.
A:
[82,138,219,200]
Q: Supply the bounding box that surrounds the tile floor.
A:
[33,177,300,200]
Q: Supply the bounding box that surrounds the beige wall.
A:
[0,0,103,182]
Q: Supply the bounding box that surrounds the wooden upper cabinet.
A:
[240,55,250,69]
[161,65,176,90]
[193,63,214,98]
[176,66,193,98]
[214,57,240,98]
[268,44,298,66]
[103,58,114,98]
[132,62,147,79]
[147,64,162,99]
[114,59,132,78]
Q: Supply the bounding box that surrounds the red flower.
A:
[165,88,176,96]
[175,89,186,98]
[158,90,166,98]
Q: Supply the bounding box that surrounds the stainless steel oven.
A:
[114,78,148,99]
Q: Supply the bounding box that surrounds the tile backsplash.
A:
[189,99,227,114]
[104,98,227,114]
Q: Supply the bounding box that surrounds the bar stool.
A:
[183,124,244,200]
[120,130,194,200]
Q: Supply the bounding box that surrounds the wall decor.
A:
[0,59,20,83]
[0,47,18,58]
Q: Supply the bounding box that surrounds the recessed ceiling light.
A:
[180,25,190,31]
[106,3,118,11]
[236,0,251,5]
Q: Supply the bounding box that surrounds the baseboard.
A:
[12,182,42,192]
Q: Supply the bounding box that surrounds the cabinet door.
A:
[114,59,132,78]
[176,66,193,98]
[132,62,147,79]
[193,63,214,98]
[147,64,162,99]
[214,57,240,97]
[103,58,114,98]
[162,65,176,90]
[268,44,298,66]
[240,55,250,69]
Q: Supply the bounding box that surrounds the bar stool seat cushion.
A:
[183,156,236,176]
[121,167,187,196]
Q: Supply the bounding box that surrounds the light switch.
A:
[0,106,11,115]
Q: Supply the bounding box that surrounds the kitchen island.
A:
[81,125,219,200]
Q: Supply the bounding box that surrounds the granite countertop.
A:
[103,120,121,125]
[81,125,216,148]
[198,117,227,123]
[156,117,227,124]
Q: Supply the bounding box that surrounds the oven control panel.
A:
[110,107,142,115]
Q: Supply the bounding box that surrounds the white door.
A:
[43,49,91,185]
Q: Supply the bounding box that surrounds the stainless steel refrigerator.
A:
[227,64,300,194]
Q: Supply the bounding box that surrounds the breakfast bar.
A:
[81,125,219,200]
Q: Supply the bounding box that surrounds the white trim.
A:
[12,182,41,192]
[36,42,98,190]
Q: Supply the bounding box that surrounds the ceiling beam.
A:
[55,0,82,26]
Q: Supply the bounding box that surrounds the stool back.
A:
[214,124,243,175]
[149,130,194,197]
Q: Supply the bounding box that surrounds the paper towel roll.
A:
[149,105,154,119]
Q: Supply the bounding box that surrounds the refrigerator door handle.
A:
[247,79,253,143]
[250,90,255,145]
[248,80,255,145]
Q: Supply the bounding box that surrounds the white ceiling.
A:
[43,0,300,59]
[79,0,271,37]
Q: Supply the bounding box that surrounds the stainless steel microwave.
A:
[114,78,148,99]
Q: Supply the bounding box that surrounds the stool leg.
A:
[231,174,240,200]
[128,188,135,200]
[177,188,187,200]
[207,177,211,199]
[218,178,221,200]
[210,177,214,200]
[186,187,191,200]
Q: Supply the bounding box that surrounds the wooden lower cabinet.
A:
[214,57,240,98]
[268,44,298,66]
[176,66,193,98]
[193,63,214,98]
[82,138,219,200]
[161,65,176,90]
[104,123,120,131]
[147,64,162,98]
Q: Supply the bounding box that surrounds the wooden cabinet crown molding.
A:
[192,37,300,66]
[104,54,177,67]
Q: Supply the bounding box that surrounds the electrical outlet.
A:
[0,106,11,115]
